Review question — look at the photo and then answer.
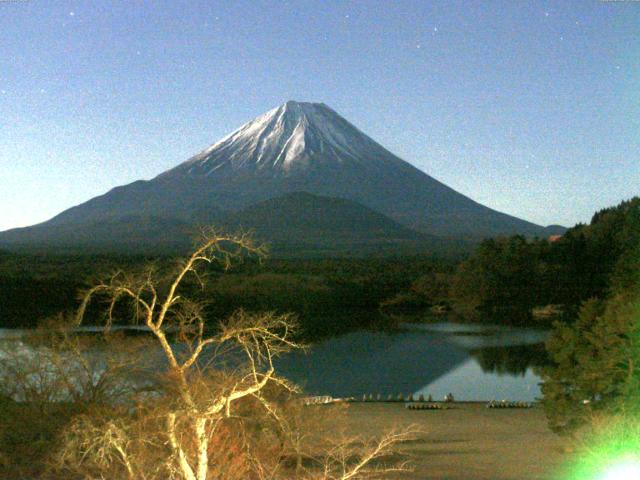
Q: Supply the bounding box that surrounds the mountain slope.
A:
[0,193,462,257]
[225,192,420,241]
[220,192,452,255]
[0,101,563,252]
[0,214,194,253]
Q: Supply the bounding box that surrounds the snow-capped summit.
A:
[163,101,402,178]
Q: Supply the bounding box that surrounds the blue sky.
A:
[1,0,638,231]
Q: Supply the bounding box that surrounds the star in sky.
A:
[1,0,636,231]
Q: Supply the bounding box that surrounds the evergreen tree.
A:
[451,235,540,321]
[540,278,640,435]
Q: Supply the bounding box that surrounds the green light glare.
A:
[598,459,640,480]
[560,415,640,480]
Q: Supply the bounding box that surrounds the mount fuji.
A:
[0,101,563,254]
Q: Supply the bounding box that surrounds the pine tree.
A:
[540,292,640,435]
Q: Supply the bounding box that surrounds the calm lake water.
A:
[0,322,550,402]
[275,322,550,402]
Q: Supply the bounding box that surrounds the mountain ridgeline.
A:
[0,101,563,255]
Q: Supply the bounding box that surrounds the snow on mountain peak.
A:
[164,101,398,178]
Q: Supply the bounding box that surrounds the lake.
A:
[0,322,550,402]
[275,322,550,402]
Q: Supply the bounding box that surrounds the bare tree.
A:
[308,427,418,480]
[66,231,298,479]
[48,230,418,480]
[275,401,418,480]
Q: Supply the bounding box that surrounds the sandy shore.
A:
[336,402,567,480]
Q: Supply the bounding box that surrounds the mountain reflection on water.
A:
[0,322,550,402]
[274,322,550,401]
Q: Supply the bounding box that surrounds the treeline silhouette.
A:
[449,197,640,323]
[0,251,452,337]
[537,198,640,434]
[2,197,638,333]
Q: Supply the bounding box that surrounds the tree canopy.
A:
[451,197,640,323]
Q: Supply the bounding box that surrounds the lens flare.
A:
[559,415,640,480]
[598,459,640,480]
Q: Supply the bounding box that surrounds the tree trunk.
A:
[195,417,209,480]
[167,413,197,480]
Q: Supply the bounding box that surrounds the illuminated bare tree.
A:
[55,230,417,480]
[69,230,302,480]
[309,427,417,480]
